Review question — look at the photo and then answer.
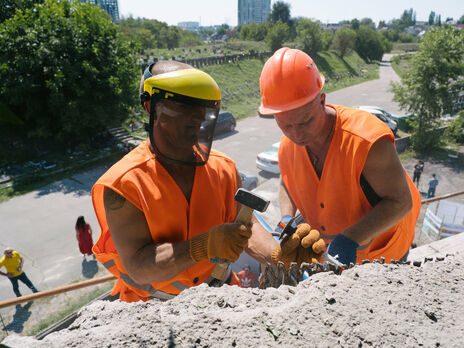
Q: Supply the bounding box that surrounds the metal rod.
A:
[421,189,464,204]
[0,275,116,309]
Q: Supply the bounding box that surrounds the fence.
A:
[139,51,272,72]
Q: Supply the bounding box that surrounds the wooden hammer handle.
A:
[211,206,254,280]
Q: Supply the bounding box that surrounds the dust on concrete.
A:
[4,253,463,347]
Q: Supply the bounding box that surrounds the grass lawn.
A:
[391,53,414,78]
[391,42,419,54]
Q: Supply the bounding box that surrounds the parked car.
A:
[239,170,258,191]
[357,106,398,136]
[199,111,236,139]
[256,142,280,174]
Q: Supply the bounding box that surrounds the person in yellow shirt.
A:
[0,248,39,297]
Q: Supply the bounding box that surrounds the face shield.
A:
[141,67,221,166]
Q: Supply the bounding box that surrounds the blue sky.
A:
[118,0,463,27]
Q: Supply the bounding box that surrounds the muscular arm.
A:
[278,178,297,217]
[103,188,195,284]
[342,137,413,244]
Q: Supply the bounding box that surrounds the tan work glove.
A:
[189,223,252,263]
[271,223,325,269]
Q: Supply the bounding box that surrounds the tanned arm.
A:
[342,137,413,244]
[103,188,195,284]
[278,178,297,217]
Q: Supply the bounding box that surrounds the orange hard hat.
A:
[258,47,325,115]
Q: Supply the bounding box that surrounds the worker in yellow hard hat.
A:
[259,47,421,266]
[91,61,322,302]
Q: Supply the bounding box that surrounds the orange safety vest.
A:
[92,140,239,302]
[279,105,421,263]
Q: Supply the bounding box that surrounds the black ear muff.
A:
[140,91,151,106]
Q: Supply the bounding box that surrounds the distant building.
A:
[80,0,119,22]
[178,21,200,31]
[238,0,271,25]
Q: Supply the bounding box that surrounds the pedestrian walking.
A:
[427,174,439,198]
[412,160,424,188]
[75,216,95,259]
[0,248,39,297]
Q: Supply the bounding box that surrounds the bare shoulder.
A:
[103,187,126,211]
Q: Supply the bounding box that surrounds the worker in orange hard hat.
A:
[91,60,325,302]
[259,47,421,266]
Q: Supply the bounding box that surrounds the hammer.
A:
[211,188,270,280]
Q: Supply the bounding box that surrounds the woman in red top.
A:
[75,216,94,258]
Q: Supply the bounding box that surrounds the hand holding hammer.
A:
[189,188,270,281]
[210,188,270,280]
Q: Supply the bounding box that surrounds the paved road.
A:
[0,55,405,306]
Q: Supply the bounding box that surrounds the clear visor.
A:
[154,101,219,166]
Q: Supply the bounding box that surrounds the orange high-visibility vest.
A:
[279,105,421,263]
[92,140,238,302]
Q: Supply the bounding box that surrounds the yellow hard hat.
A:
[141,67,221,108]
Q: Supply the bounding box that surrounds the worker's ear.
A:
[319,93,326,108]
[143,100,151,115]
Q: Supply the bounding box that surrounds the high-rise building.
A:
[81,0,119,22]
[238,0,271,25]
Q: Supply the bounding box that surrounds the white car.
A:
[357,106,398,136]
[256,142,280,174]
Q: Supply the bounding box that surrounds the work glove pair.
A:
[189,223,252,263]
[271,223,326,269]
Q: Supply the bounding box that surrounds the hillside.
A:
[201,50,379,119]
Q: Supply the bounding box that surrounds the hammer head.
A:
[234,188,270,212]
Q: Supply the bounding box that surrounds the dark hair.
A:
[76,216,86,229]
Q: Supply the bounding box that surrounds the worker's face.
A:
[274,94,326,146]
[154,100,207,160]
[4,250,12,258]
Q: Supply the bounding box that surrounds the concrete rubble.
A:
[3,253,463,347]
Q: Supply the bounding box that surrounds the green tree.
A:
[392,27,464,150]
[0,0,43,22]
[447,112,464,144]
[360,18,375,29]
[355,27,389,61]
[321,30,333,51]
[436,14,442,26]
[265,21,289,52]
[428,11,435,25]
[268,1,291,25]
[332,28,356,57]
[350,18,360,31]
[458,14,464,24]
[217,24,229,36]
[295,18,323,56]
[0,0,138,145]
[135,28,157,50]
[240,22,267,41]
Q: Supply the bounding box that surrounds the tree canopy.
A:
[295,18,323,56]
[0,0,44,23]
[265,21,289,52]
[0,0,139,146]
[332,28,356,57]
[268,1,291,25]
[354,27,391,61]
[392,27,464,150]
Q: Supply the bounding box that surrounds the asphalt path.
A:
[0,54,404,306]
